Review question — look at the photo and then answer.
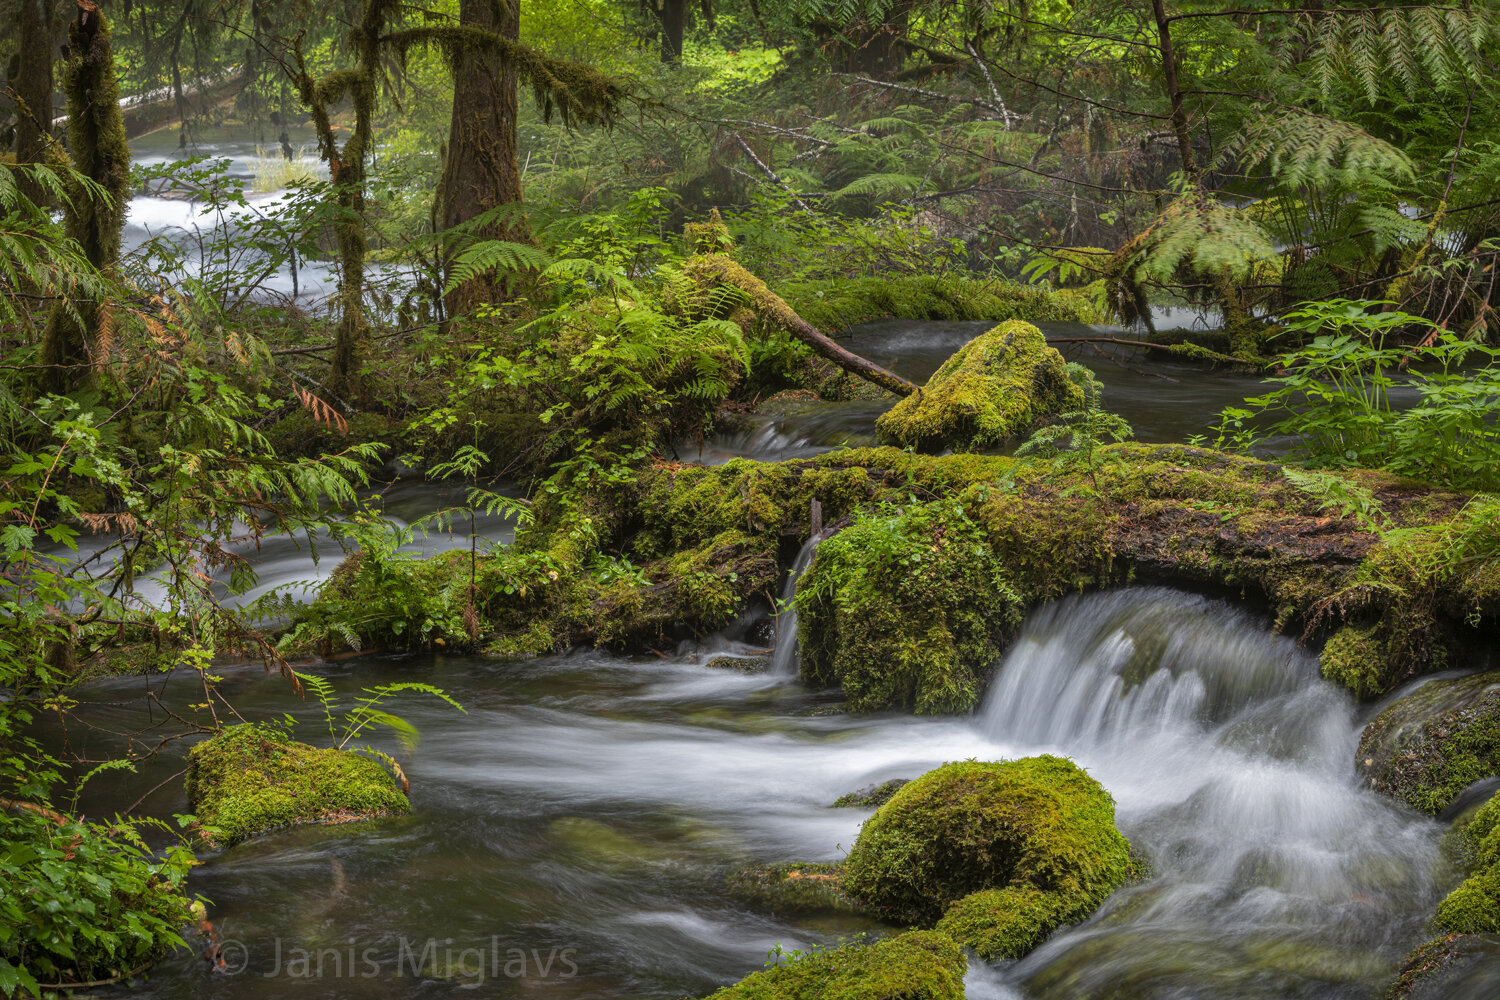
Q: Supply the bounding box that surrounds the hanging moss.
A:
[842,757,1133,959]
[702,930,966,1000]
[185,724,409,848]
[875,320,1085,452]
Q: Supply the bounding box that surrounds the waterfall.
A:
[968,588,1445,999]
[769,535,821,676]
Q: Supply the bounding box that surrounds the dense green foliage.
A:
[2,3,1500,996]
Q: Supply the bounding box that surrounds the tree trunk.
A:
[439,0,527,315]
[41,0,130,391]
[13,0,54,202]
[660,0,686,63]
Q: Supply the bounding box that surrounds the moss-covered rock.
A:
[797,500,1022,714]
[726,862,867,917]
[702,930,965,1000]
[186,724,409,848]
[1385,933,1500,1000]
[874,320,1083,452]
[833,779,910,808]
[1435,794,1500,934]
[842,757,1133,959]
[1358,671,1500,814]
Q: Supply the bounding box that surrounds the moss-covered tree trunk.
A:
[294,1,391,402]
[41,0,130,392]
[12,0,54,203]
[439,0,528,315]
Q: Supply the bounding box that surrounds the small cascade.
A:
[972,588,1445,1000]
[769,535,821,676]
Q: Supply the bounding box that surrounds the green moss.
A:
[1321,621,1399,700]
[1384,933,1500,1000]
[702,930,965,1000]
[875,320,1084,452]
[833,779,910,808]
[842,756,1133,959]
[775,275,1109,334]
[186,724,409,848]
[1435,795,1500,933]
[726,862,866,917]
[796,500,1022,714]
[936,884,1071,960]
[1358,671,1500,813]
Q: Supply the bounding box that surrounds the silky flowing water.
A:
[49,585,1453,999]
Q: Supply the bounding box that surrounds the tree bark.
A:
[41,0,131,391]
[13,0,54,202]
[660,0,687,63]
[439,0,527,315]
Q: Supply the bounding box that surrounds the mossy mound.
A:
[1435,794,1500,933]
[796,500,1022,714]
[842,757,1133,958]
[1358,671,1500,813]
[874,320,1083,452]
[186,724,409,847]
[702,930,965,1000]
[726,862,867,917]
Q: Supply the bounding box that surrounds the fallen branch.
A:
[688,254,919,397]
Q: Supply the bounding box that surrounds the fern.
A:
[444,240,553,294]
[1306,6,1499,103]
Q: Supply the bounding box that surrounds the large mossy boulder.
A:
[795,500,1021,714]
[875,320,1083,452]
[843,757,1134,959]
[702,930,965,1000]
[1358,670,1500,814]
[186,725,409,847]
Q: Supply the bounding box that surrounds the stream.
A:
[44,134,1470,998]
[51,587,1451,999]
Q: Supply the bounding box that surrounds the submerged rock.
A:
[186,725,409,848]
[702,930,965,1000]
[874,319,1083,452]
[1386,933,1500,1000]
[843,756,1134,960]
[1358,670,1500,814]
[726,862,866,918]
[706,654,772,674]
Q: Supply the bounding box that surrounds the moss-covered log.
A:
[683,253,919,397]
[291,443,1495,709]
